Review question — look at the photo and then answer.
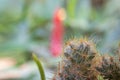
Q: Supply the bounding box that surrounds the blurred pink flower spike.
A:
[50,8,66,57]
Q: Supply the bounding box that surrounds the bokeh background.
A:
[0,0,120,80]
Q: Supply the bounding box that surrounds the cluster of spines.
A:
[52,38,120,80]
[53,38,100,80]
[96,49,120,80]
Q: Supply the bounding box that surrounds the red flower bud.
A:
[50,8,66,57]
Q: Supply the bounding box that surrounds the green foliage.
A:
[97,75,104,80]
[0,0,120,79]
[66,0,77,19]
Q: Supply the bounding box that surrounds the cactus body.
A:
[53,38,101,80]
[52,38,120,80]
[96,55,120,80]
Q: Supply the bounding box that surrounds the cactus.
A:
[96,45,120,80]
[52,38,101,80]
[33,38,120,80]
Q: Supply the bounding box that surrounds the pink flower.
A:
[50,8,66,57]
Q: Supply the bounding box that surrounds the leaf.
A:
[32,54,46,80]
[67,0,77,19]
[97,75,104,80]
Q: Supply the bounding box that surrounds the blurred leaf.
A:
[67,0,77,19]
[97,75,104,80]
[32,54,46,80]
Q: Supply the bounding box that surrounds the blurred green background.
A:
[0,0,120,80]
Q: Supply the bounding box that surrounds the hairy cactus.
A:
[96,46,120,80]
[33,38,120,80]
[52,38,101,80]
[51,39,120,80]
